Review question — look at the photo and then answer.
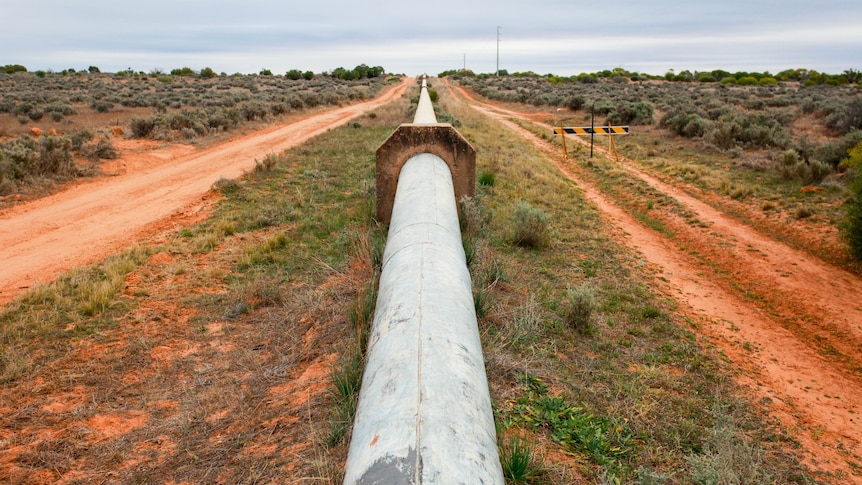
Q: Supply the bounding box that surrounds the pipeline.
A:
[342,80,504,484]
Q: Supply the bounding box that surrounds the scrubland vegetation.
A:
[2,63,860,483]
[0,65,392,200]
[450,69,862,263]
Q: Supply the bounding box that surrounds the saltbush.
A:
[565,283,597,335]
[511,201,550,248]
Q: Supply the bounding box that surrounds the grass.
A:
[1,245,152,382]
[499,433,548,484]
[328,350,364,446]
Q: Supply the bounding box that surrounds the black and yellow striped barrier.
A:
[553,126,629,135]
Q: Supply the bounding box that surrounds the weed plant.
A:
[499,433,548,484]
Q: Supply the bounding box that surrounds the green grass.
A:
[328,350,364,446]
[499,434,548,484]
[0,246,152,382]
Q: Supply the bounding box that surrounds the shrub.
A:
[37,135,75,176]
[91,100,113,113]
[842,143,862,260]
[566,95,585,111]
[825,97,862,135]
[662,111,708,138]
[70,128,95,150]
[607,101,654,125]
[130,116,156,138]
[565,283,597,335]
[80,137,120,160]
[511,201,549,248]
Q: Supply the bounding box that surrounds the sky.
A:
[2,0,860,77]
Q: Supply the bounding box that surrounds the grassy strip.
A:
[1,245,153,383]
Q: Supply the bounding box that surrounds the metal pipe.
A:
[413,78,437,124]
[343,80,503,484]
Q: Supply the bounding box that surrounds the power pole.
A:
[496,26,501,76]
[463,54,466,71]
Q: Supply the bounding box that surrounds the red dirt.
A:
[0,77,412,306]
[446,80,862,482]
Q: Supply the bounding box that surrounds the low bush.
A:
[825,97,862,135]
[661,109,708,138]
[607,101,654,125]
[842,143,862,259]
[511,201,550,248]
[565,283,597,335]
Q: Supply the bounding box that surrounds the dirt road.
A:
[0,78,412,306]
[445,80,862,481]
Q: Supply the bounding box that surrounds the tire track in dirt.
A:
[446,80,862,481]
[0,78,412,306]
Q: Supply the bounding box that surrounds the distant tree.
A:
[88,65,100,73]
[199,67,216,79]
[844,68,861,84]
[286,69,303,80]
[2,64,27,74]
[303,71,314,80]
[259,68,273,76]
[170,67,196,77]
[710,69,731,81]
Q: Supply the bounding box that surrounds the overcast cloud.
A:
[2,0,860,76]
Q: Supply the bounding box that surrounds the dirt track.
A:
[445,80,862,481]
[0,78,412,306]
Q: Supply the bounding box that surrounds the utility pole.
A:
[463,53,466,71]
[496,26,501,76]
